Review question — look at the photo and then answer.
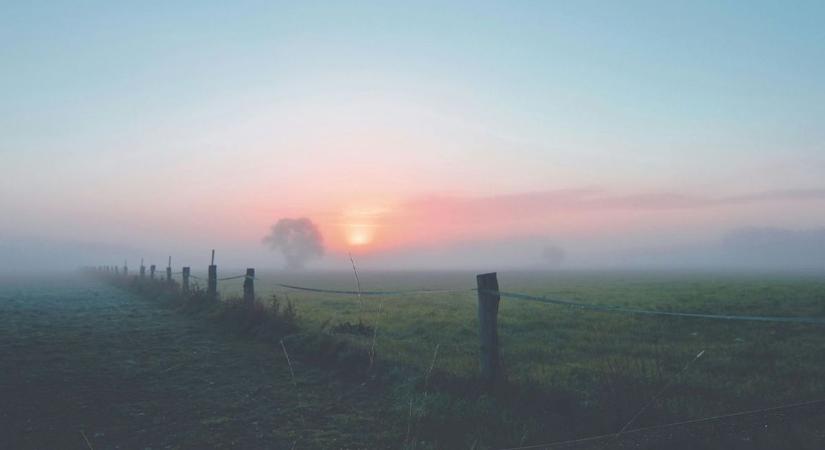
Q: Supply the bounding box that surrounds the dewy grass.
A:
[99,270,825,449]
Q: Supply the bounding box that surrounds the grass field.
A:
[205,269,825,449]
[0,275,396,449]
[3,270,825,449]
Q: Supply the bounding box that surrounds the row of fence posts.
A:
[92,258,503,386]
[94,250,256,306]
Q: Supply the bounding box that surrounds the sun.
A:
[341,204,389,248]
[346,224,374,246]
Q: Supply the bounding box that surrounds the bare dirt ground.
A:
[0,276,395,449]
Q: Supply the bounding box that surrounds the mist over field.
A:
[3,226,825,273]
[3,2,825,449]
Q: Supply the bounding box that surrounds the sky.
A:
[2,1,825,271]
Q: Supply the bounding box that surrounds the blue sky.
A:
[4,1,824,155]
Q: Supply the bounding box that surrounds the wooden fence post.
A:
[150,264,156,280]
[207,249,217,299]
[140,258,145,279]
[166,256,173,286]
[182,267,190,294]
[243,268,255,306]
[476,272,501,387]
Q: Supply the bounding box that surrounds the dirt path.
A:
[0,276,396,449]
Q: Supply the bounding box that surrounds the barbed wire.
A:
[98,269,825,325]
[262,283,825,325]
[488,289,825,325]
[273,282,474,297]
[217,274,250,281]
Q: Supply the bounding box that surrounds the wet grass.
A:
[206,269,825,449]
[5,270,825,449]
[0,275,396,449]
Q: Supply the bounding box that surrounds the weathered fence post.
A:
[207,250,217,299]
[182,267,191,294]
[150,264,156,280]
[166,256,173,286]
[140,258,146,279]
[476,272,501,387]
[243,268,255,306]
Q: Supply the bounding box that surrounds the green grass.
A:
[196,269,825,448]
[0,275,399,449]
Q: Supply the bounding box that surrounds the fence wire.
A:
[273,282,474,297]
[488,289,825,325]
[122,269,825,325]
[217,274,250,281]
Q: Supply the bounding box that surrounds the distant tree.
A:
[263,218,325,269]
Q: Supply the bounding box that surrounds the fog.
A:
[345,227,825,272]
[3,225,824,275]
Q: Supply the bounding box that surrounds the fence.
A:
[87,253,825,385]
[86,253,825,448]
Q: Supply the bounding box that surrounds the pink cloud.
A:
[346,187,825,252]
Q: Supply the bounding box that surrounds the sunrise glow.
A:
[345,225,374,247]
[2,2,824,271]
